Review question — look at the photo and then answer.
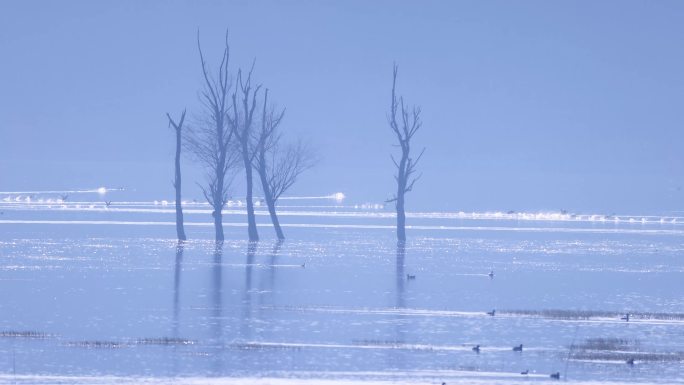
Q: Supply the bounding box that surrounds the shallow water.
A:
[0,201,683,383]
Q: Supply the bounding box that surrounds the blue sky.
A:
[1,0,683,213]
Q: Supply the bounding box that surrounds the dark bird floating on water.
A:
[513,344,523,352]
[406,274,416,280]
[621,313,630,322]
[486,309,496,316]
[472,344,480,353]
[488,270,494,278]
[626,358,635,365]
[520,369,529,375]
[550,372,560,379]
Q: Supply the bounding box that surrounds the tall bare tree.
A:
[186,31,237,242]
[387,64,425,242]
[167,109,187,241]
[228,65,262,242]
[254,89,315,240]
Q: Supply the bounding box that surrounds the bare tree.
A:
[186,31,238,242]
[387,64,425,242]
[254,90,315,240]
[167,109,187,241]
[228,65,262,242]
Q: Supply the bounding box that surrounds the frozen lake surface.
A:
[0,198,683,384]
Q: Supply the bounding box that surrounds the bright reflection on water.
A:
[0,213,683,383]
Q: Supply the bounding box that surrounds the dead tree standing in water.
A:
[167,109,187,241]
[254,89,315,240]
[228,66,261,242]
[387,64,425,242]
[186,32,237,242]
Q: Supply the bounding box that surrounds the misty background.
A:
[1,0,683,213]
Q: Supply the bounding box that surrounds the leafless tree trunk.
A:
[254,90,315,240]
[186,31,238,242]
[167,110,187,241]
[387,64,425,242]
[228,65,261,242]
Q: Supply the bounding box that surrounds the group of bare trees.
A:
[169,32,424,244]
[168,32,314,243]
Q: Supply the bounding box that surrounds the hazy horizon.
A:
[2,0,684,214]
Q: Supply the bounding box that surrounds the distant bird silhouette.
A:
[626,358,635,365]
[488,270,494,278]
[472,345,480,353]
[301,263,306,268]
[550,372,560,379]
[513,344,523,352]
[104,201,112,208]
[621,313,630,322]
[406,274,416,280]
[486,309,496,316]
[520,369,529,375]
[60,194,69,202]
